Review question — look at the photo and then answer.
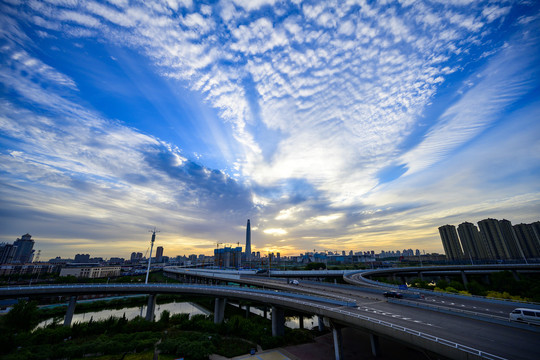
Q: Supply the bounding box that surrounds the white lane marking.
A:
[356,306,437,327]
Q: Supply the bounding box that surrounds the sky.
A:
[1,0,539,260]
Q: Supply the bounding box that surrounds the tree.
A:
[3,300,40,332]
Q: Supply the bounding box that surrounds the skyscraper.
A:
[245,219,251,261]
[513,223,540,259]
[438,225,463,261]
[12,233,35,263]
[156,246,164,262]
[499,219,524,260]
[457,222,489,260]
[478,218,511,260]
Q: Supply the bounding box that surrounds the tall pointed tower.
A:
[245,219,251,261]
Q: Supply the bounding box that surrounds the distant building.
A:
[0,243,15,264]
[108,257,125,265]
[513,223,540,259]
[440,218,539,262]
[130,252,143,263]
[12,234,35,263]
[499,219,523,260]
[457,222,489,260]
[60,266,121,278]
[214,246,242,268]
[439,225,463,261]
[478,218,511,260]
[156,246,164,262]
[74,254,90,263]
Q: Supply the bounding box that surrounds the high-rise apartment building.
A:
[513,223,540,259]
[0,243,15,264]
[438,225,463,261]
[12,233,35,263]
[499,219,523,260]
[478,219,511,260]
[457,222,489,260]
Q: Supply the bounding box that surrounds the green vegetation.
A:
[0,299,316,360]
[0,269,181,286]
[379,271,540,302]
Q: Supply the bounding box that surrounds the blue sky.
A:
[1,0,539,260]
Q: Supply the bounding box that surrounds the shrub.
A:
[2,300,40,332]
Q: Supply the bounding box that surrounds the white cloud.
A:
[264,228,287,236]
[482,6,511,23]
[231,0,277,11]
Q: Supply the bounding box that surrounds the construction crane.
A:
[216,242,223,249]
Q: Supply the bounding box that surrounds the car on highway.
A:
[509,308,540,325]
[383,291,403,299]
[291,279,299,285]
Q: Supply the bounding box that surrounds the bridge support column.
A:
[317,315,325,331]
[245,305,250,318]
[271,306,285,337]
[512,270,520,281]
[370,333,380,357]
[299,315,304,329]
[418,271,424,281]
[460,270,468,288]
[145,294,156,321]
[214,298,227,324]
[263,306,268,319]
[331,322,343,360]
[64,296,77,327]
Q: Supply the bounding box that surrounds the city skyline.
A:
[1,1,540,260]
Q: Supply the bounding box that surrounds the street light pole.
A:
[145,229,158,284]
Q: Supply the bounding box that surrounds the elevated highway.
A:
[164,266,540,360]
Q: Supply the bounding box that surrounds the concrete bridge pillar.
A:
[145,294,156,321]
[299,315,304,329]
[64,295,77,327]
[331,323,343,360]
[418,271,424,281]
[271,306,285,337]
[245,305,250,318]
[214,297,227,324]
[263,306,268,319]
[460,270,468,288]
[370,333,380,357]
[512,270,520,281]
[317,315,325,331]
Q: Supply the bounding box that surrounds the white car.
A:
[509,308,540,325]
[291,279,299,285]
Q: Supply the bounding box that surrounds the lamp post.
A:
[145,229,158,284]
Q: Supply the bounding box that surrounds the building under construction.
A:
[214,246,242,268]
